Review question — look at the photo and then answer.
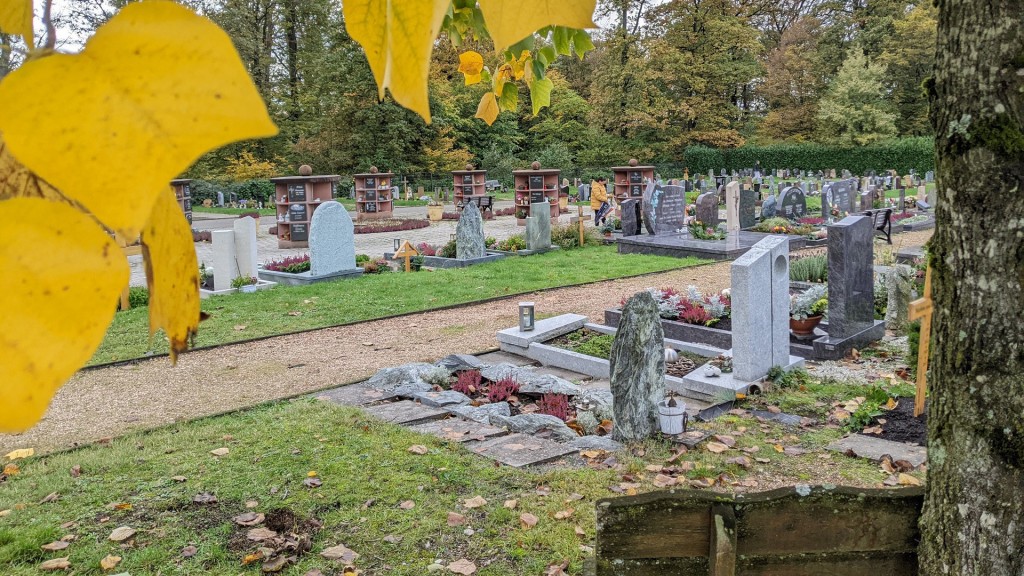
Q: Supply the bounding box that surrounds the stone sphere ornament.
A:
[298,164,313,176]
[369,166,379,174]
[629,158,639,167]
[465,163,475,171]
[531,161,541,170]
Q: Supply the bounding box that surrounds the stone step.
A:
[467,433,577,468]
[406,418,508,443]
[363,400,450,426]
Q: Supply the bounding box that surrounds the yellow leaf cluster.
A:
[0,0,34,48]
[0,2,276,432]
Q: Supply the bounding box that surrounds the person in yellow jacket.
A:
[590,177,611,226]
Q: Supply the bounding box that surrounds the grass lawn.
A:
[95,247,705,365]
[0,371,917,575]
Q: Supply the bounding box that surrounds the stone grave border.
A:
[383,251,507,269]
[258,267,363,286]
[199,278,277,299]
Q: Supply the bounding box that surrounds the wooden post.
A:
[908,265,934,417]
[392,240,419,272]
[578,204,585,247]
[709,504,736,576]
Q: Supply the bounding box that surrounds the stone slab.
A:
[528,365,594,383]
[258,267,363,286]
[314,383,396,406]
[682,354,805,399]
[811,320,886,361]
[496,313,588,348]
[468,433,577,467]
[474,350,537,367]
[363,400,449,426]
[826,434,927,467]
[406,418,507,443]
[616,231,805,262]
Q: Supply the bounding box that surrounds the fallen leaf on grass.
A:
[767,406,782,414]
[705,441,729,454]
[714,435,736,447]
[783,447,808,456]
[579,450,605,459]
[262,555,293,572]
[520,512,539,529]
[554,509,574,520]
[0,510,10,517]
[741,446,760,454]
[463,496,487,508]
[100,554,121,570]
[382,534,402,544]
[193,492,218,505]
[448,558,477,574]
[70,465,81,477]
[171,476,187,482]
[321,543,359,563]
[863,425,883,434]
[688,478,715,489]
[898,473,922,486]
[247,527,278,541]
[38,558,70,571]
[233,512,265,526]
[3,463,18,475]
[303,477,322,488]
[408,445,429,455]
[181,545,198,558]
[644,464,663,472]
[545,560,570,575]
[242,551,264,565]
[246,500,259,508]
[287,311,303,316]
[565,493,584,502]
[39,492,59,504]
[5,448,33,460]
[755,457,771,464]
[725,456,753,469]
[447,512,466,526]
[399,500,415,510]
[574,525,586,537]
[728,408,747,416]
[40,540,69,551]
[652,474,677,488]
[503,499,517,509]
[233,324,247,331]
[108,526,135,542]
[210,447,229,457]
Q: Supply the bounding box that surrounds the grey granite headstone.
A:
[620,198,642,236]
[725,181,740,235]
[739,188,757,229]
[642,182,687,235]
[927,186,936,207]
[778,185,807,220]
[925,171,934,183]
[695,192,719,228]
[609,291,666,442]
[822,183,833,220]
[525,201,552,251]
[309,201,356,276]
[884,265,915,329]
[732,236,791,382]
[216,190,224,207]
[761,195,778,219]
[860,191,873,213]
[456,201,486,259]
[828,216,875,338]
[898,188,906,212]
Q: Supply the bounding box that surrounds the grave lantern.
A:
[450,233,457,242]
[394,238,402,252]
[519,302,535,332]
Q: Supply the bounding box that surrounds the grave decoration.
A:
[258,200,363,285]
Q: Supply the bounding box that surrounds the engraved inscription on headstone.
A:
[642,183,687,235]
[778,186,807,220]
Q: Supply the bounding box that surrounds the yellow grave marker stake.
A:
[907,265,933,417]
[392,240,419,272]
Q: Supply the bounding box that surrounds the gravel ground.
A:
[1,229,934,454]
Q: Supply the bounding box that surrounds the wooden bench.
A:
[595,485,923,576]
[459,195,494,218]
[864,208,893,244]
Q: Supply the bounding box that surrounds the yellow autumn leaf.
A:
[343,0,448,122]
[0,1,277,239]
[475,91,500,125]
[509,50,530,80]
[0,137,67,204]
[479,0,597,51]
[458,50,484,85]
[140,188,200,362]
[0,198,128,432]
[0,0,33,49]
[4,448,32,460]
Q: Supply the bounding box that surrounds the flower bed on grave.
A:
[546,328,706,379]
[352,218,430,234]
[604,287,733,350]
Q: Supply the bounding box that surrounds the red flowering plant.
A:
[622,287,730,326]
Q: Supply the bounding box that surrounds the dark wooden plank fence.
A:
[595,485,924,576]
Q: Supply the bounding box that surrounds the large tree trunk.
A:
[919,1,1024,574]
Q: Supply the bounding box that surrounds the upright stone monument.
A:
[761,194,778,219]
[695,192,719,228]
[778,185,808,220]
[642,182,687,235]
[609,291,666,442]
[211,230,239,292]
[860,190,873,213]
[725,181,740,236]
[620,198,642,237]
[308,201,357,277]
[233,216,258,280]
[739,188,757,229]
[811,216,885,358]
[526,201,553,252]
[456,201,486,259]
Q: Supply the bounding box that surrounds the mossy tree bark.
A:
[920,1,1024,574]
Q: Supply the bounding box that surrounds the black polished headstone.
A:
[739,188,757,229]
[827,216,875,338]
[620,198,642,237]
[695,192,719,227]
[642,182,687,235]
[778,186,807,220]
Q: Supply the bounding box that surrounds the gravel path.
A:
[2,229,934,454]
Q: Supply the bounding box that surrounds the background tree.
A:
[816,48,897,144]
[919,0,1024,572]
[877,3,937,136]
[759,17,825,142]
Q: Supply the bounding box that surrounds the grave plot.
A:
[257,200,363,286]
[200,217,277,297]
[384,202,506,268]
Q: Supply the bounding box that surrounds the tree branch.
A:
[42,0,57,50]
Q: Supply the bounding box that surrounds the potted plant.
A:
[600,222,615,238]
[515,208,528,226]
[426,196,444,221]
[410,255,424,272]
[657,392,688,435]
[231,275,259,293]
[790,284,828,335]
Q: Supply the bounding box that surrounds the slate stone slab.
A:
[827,434,927,467]
[309,200,357,276]
[526,201,552,251]
[750,410,804,426]
[315,383,393,406]
[410,390,472,408]
[828,216,875,339]
[469,433,577,467]
[609,291,665,442]
[456,202,486,259]
[363,400,449,425]
[406,418,507,443]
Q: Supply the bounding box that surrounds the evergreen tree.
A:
[815,49,897,145]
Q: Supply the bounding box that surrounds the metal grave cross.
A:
[907,265,933,417]
[392,240,419,272]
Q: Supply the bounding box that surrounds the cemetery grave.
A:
[200,216,277,297]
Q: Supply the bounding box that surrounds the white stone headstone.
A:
[308,201,355,276]
[233,217,258,280]
[731,236,790,382]
[725,181,741,236]
[212,229,239,292]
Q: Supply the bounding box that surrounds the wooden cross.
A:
[576,204,591,246]
[392,240,419,272]
[907,265,933,417]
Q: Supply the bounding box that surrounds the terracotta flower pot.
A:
[790,315,823,336]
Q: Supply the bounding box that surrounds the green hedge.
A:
[684,137,935,176]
